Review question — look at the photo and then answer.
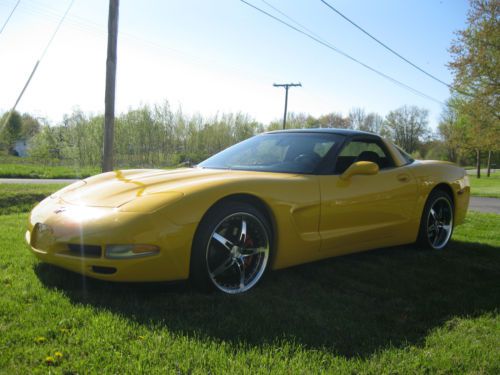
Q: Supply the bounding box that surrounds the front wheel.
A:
[417,190,454,250]
[190,201,271,294]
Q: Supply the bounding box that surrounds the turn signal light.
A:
[105,244,159,259]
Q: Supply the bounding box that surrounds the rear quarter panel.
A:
[407,160,470,230]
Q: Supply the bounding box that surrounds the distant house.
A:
[13,139,29,157]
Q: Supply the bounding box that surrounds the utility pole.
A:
[273,82,301,129]
[102,0,119,172]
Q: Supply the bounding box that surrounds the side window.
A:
[335,139,394,174]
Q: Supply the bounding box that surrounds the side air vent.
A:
[92,266,117,275]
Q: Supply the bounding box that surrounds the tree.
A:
[361,113,385,135]
[385,106,430,153]
[317,112,350,128]
[448,0,500,177]
[348,107,366,130]
[0,111,22,154]
[21,113,41,138]
[347,108,386,134]
[438,98,473,164]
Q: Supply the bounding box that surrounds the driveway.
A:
[468,196,500,214]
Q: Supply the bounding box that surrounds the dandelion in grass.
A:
[55,351,63,359]
[34,336,46,344]
[45,356,55,366]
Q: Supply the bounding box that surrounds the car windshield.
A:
[198,132,345,174]
[394,144,415,164]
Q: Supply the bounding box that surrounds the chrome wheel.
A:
[426,197,453,250]
[206,212,270,294]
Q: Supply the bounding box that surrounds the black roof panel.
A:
[266,127,378,137]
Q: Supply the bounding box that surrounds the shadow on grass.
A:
[35,240,500,358]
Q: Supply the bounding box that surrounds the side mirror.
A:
[340,161,379,180]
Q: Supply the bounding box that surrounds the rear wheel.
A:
[190,201,271,294]
[417,190,454,250]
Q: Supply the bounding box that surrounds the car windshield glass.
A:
[394,144,415,164]
[198,132,344,174]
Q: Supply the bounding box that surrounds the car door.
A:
[319,136,418,256]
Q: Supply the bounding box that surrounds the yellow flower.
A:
[138,335,145,340]
[45,356,55,366]
[35,336,46,344]
[54,351,63,359]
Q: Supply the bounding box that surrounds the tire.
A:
[417,189,454,250]
[190,201,272,294]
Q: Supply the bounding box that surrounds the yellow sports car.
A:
[27,129,470,294]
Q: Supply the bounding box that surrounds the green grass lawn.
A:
[469,172,500,198]
[0,184,67,215]
[0,185,499,373]
[0,163,99,179]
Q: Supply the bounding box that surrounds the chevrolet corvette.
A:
[27,129,470,294]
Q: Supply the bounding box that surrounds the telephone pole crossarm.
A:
[273,82,302,129]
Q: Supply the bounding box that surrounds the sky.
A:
[0,0,469,130]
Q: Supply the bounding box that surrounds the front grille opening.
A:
[92,266,116,275]
[67,244,102,258]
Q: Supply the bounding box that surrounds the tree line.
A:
[1,103,440,167]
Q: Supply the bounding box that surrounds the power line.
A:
[39,0,75,60]
[0,0,21,34]
[319,0,451,89]
[239,0,443,105]
[13,0,278,85]
[260,0,328,45]
[1,0,75,129]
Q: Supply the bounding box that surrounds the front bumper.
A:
[26,196,196,282]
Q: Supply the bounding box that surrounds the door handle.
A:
[397,174,409,182]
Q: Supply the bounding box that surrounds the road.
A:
[468,196,500,214]
[466,168,498,175]
[1,178,499,214]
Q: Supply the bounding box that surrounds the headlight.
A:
[105,244,159,259]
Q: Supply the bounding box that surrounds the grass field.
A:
[0,184,67,215]
[469,173,500,198]
[0,162,99,179]
[0,185,499,373]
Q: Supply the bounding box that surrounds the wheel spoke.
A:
[240,247,266,257]
[430,208,437,221]
[212,232,233,251]
[239,219,247,245]
[442,224,451,233]
[210,257,235,277]
[433,227,441,246]
[236,258,245,289]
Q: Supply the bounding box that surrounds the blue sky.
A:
[0,0,469,129]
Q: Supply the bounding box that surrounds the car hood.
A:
[58,168,292,208]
